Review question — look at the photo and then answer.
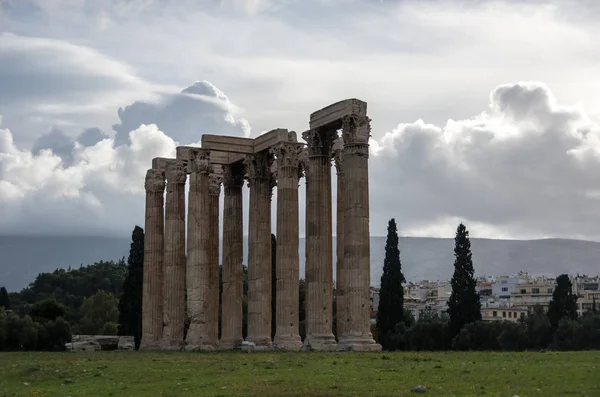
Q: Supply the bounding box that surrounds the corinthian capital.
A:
[145,169,165,193]
[332,137,344,175]
[244,151,273,181]
[208,169,223,197]
[222,163,245,189]
[191,149,211,175]
[341,115,371,145]
[302,128,336,157]
[270,141,304,170]
[165,160,187,185]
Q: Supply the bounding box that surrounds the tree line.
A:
[2,221,598,352]
[375,218,600,351]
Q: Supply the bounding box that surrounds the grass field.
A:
[0,350,598,397]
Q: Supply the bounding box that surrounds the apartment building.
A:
[510,277,556,312]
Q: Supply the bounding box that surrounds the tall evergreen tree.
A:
[593,296,597,313]
[376,219,405,347]
[547,274,578,330]
[118,225,144,349]
[271,233,277,340]
[0,287,10,310]
[447,223,481,337]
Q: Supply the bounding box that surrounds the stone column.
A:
[338,115,381,351]
[141,168,165,350]
[220,162,245,349]
[301,128,337,351]
[332,138,346,341]
[185,150,212,350]
[271,141,303,350]
[245,151,273,348]
[161,160,187,350]
[207,169,222,347]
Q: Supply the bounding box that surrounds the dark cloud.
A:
[77,128,109,147]
[113,81,250,146]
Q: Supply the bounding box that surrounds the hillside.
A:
[1,235,599,291]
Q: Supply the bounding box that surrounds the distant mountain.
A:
[1,235,599,292]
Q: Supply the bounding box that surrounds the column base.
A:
[185,343,218,352]
[247,336,272,349]
[302,333,337,351]
[337,333,382,352]
[273,334,303,351]
[160,339,185,351]
[139,339,162,350]
[218,338,243,350]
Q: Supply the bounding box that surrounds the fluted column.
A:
[185,150,212,350]
[245,151,273,348]
[220,162,245,349]
[338,115,381,351]
[207,169,222,347]
[302,128,337,351]
[141,168,165,350]
[161,160,187,350]
[333,138,346,341]
[271,141,303,350]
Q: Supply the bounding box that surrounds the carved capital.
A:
[298,148,309,180]
[302,128,336,157]
[270,142,304,171]
[244,151,273,181]
[191,149,211,175]
[165,161,187,185]
[341,115,371,146]
[145,169,165,193]
[222,163,245,189]
[332,137,344,175]
[208,169,223,196]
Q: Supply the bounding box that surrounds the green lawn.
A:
[0,350,598,397]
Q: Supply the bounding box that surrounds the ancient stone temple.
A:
[139,99,381,352]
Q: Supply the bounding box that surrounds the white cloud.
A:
[0,119,176,235]
[369,81,600,240]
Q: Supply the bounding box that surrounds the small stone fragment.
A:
[411,385,426,393]
[64,378,72,384]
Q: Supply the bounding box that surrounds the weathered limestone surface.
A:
[338,115,381,352]
[309,99,367,130]
[333,138,347,341]
[220,163,245,349]
[245,151,273,348]
[140,169,165,350]
[207,169,222,347]
[162,160,187,350]
[302,128,337,351]
[185,150,212,350]
[271,140,304,350]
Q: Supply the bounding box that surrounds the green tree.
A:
[0,287,10,310]
[593,296,597,313]
[29,299,66,322]
[271,233,277,340]
[376,219,406,348]
[447,223,481,337]
[547,274,578,330]
[118,225,144,349]
[79,290,119,335]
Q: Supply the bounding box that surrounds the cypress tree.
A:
[447,223,481,337]
[0,286,10,310]
[271,233,277,340]
[118,225,144,349]
[547,274,578,329]
[376,218,405,347]
[593,296,597,313]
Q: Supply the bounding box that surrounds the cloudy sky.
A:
[2,0,600,241]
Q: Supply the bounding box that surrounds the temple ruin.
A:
[140,99,381,351]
